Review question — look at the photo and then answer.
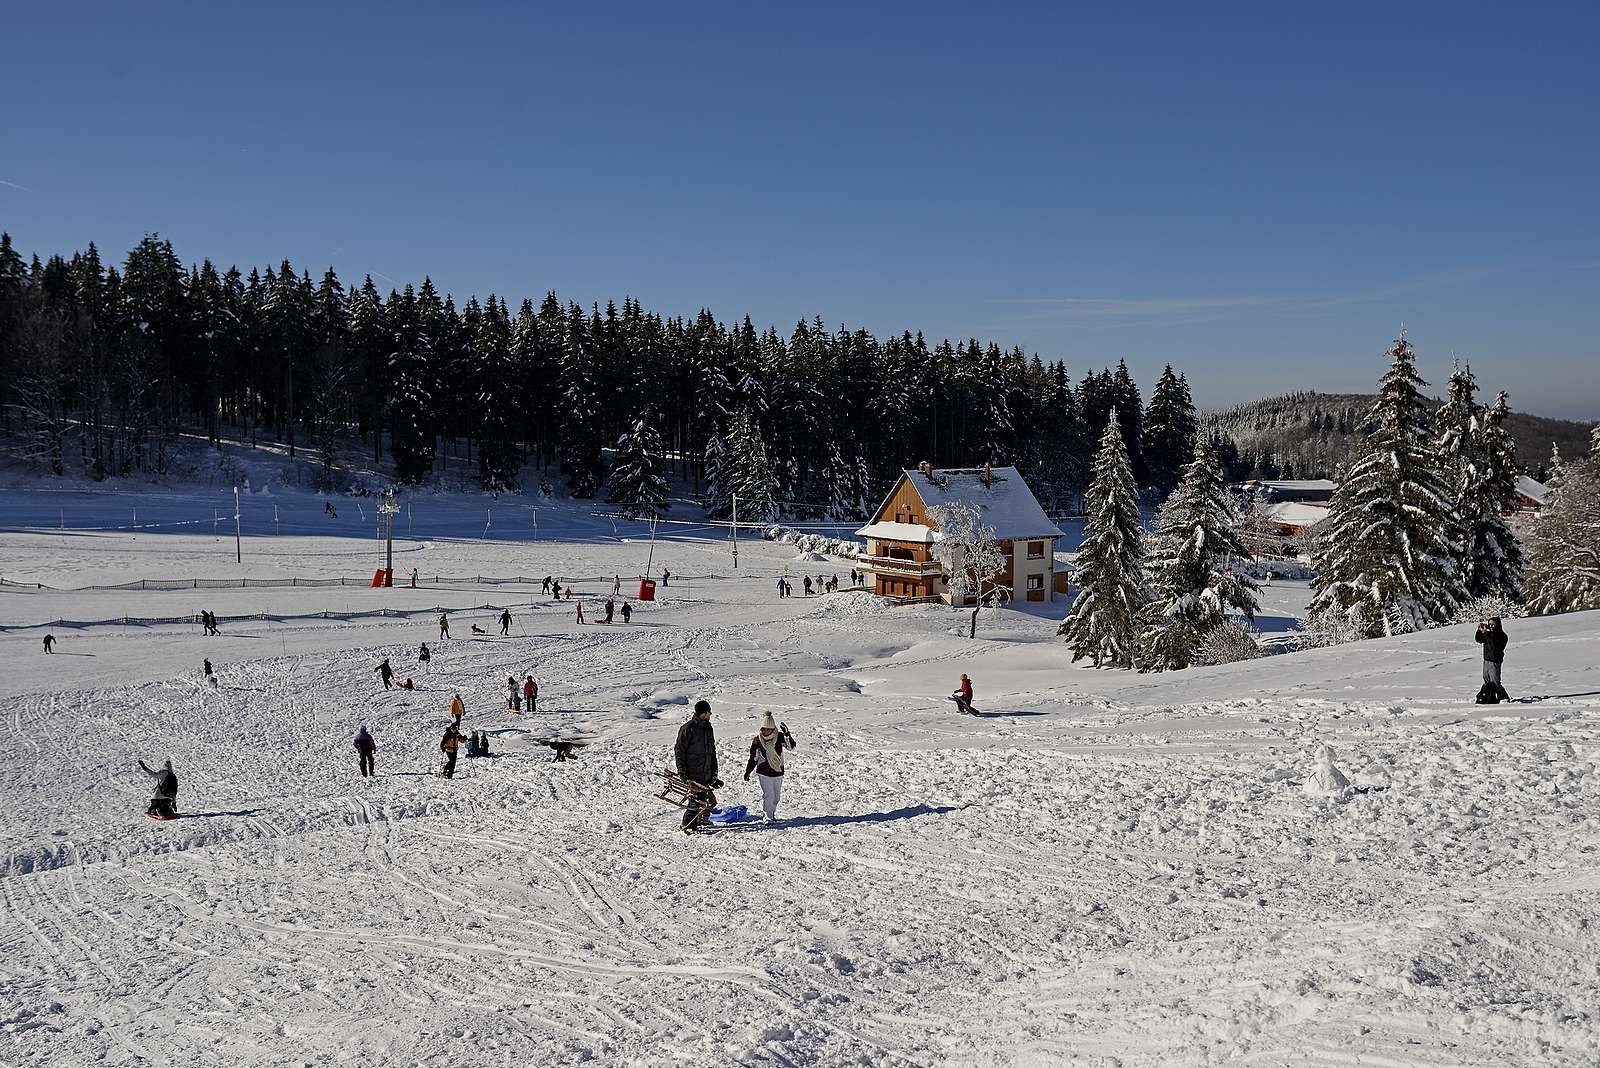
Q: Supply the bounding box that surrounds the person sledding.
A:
[743,711,797,824]
[951,673,977,715]
[674,700,721,834]
[138,758,180,819]
[470,623,488,636]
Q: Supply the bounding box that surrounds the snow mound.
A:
[809,591,894,618]
[1302,742,1351,798]
[793,551,828,562]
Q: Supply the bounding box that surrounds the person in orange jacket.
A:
[449,692,466,724]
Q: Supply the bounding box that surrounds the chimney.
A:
[918,461,933,480]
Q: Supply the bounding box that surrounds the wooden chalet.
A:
[855,464,1067,604]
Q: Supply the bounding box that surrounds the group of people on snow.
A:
[673,700,799,833]
[199,610,222,636]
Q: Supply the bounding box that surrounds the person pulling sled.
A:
[138,758,180,819]
[672,700,721,833]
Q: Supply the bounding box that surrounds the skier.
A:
[439,613,451,639]
[137,758,179,819]
[354,725,377,777]
[621,602,632,624]
[506,675,521,711]
[1475,618,1511,702]
[376,657,394,690]
[674,700,721,833]
[951,673,976,715]
[418,643,432,672]
[522,674,537,712]
[439,724,465,778]
[743,711,797,824]
[613,574,621,595]
[43,634,55,654]
[604,599,615,624]
[499,608,512,635]
[576,601,585,624]
[449,692,466,725]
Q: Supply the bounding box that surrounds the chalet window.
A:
[1027,540,1045,560]
[908,513,918,524]
[1027,575,1044,592]
[895,512,905,523]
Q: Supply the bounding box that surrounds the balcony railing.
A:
[859,554,945,576]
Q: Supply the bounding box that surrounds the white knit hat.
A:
[759,710,778,732]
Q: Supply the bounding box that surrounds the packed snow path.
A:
[1,520,1596,1066]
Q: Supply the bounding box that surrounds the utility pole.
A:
[731,493,739,569]
[234,486,242,564]
[379,489,399,587]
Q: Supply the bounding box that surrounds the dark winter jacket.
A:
[744,730,796,779]
[1475,623,1508,664]
[376,660,394,681]
[354,728,376,754]
[674,717,718,786]
[138,760,178,800]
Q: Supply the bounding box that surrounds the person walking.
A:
[743,712,797,824]
[662,568,671,587]
[203,658,213,678]
[522,675,537,713]
[775,578,785,599]
[576,601,585,624]
[803,576,813,596]
[506,675,521,711]
[137,758,180,819]
[542,576,552,595]
[621,602,632,624]
[376,657,394,690]
[409,567,419,588]
[43,634,55,654]
[613,574,621,595]
[439,724,465,779]
[674,700,720,833]
[499,608,512,636]
[604,598,615,624]
[1475,617,1511,702]
[449,692,466,725]
[354,726,377,777]
[418,643,432,672]
[439,613,451,640]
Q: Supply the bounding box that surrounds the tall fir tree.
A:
[606,417,671,518]
[1525,425,1600,613]
[474,296,522,492]
[1135,440,1261,671]
[1309,333,1466,635]
[386,285,435,484]
[559,303,604,496]
[724,408,777,522]
[1058,411,1145,667]
[1142,364,1198,498]
[1437,368,1524,600]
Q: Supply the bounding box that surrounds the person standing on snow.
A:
[575,601,585,624]
[604,599,615,624]
[43,634,55,654]
[952,673,975,714]
[662,568,671,587]
[439,724,465,778]
[621,602,632,624]
[203,658,213,678]
[138,758,180,819]
[439,614,451,639]
[522,674,537,712]
[743,712,797,824]
[506,675,521,711]
[551,579,561,600]
[542,576,551,595]
[409,567,419,588]
[354,726,377,777]
[674,700,721,833]
[613,574,621,595]
[499,608,512,635]
[418,643,432,672]
[1476,618,1510,702]
[376,657,395,690]
[449,692,466,725]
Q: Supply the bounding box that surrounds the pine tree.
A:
[1142,364,1198,498]
[559,303,604,496]
[475,296,522,492]
[1309,333,1466,635]
[1526,425,1600,613]
[1058,411,1145,667]
[1437,370,1524,601]
[724,409,777,522]
[1135,440,1261,671]
[607,417,672,518]
[386,286,435,484]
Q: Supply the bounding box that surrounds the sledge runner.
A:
[418,643,432,671]
[951,673,977,715]
[138,758,179,819]
[621,602,632,624]
[522,675,538,712]
[354,726,377,777]
[439,724,465,778]
[674,700,721,833]
[743,712,797,823]
[42,634,55,654]
[449,692,466,725]
[1475,618,1511,702]
[499,609,512,635]
[439,613,451,639]
[376,658,394,690]
[506,675,521,711]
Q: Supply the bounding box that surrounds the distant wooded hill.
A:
[1202,391,1593,481]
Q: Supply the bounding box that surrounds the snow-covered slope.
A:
[1,507,1596,1066]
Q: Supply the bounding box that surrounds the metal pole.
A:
[234,486,242,564]
[731,493,739,569]
[645,514,657,577]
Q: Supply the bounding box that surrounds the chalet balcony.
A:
[859,554,945,576]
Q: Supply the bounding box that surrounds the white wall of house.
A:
[1010,537,1056,602]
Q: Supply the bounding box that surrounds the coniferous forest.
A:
[0,232,1209,519]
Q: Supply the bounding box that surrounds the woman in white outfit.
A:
[743,711,796,823]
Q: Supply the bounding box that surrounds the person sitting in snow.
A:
[138,758,180,819]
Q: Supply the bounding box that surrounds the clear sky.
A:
[4,2,1597,418]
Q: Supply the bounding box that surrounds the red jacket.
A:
[523,679,537,700]
[957,679,973,702]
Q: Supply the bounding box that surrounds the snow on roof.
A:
[1261,502,1331,527]
[855,520,937,544]
[901,466,1067,540]
[1516,475,1551,504]
[1251,479,1337,491]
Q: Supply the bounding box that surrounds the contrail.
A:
[0,178,29,191]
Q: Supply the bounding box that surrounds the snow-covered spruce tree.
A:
[1135,439,1261,671]
[1142,364,1198,499]
[701,433,732,519]
[1059,410,1145,667]
[928,501,1010,638]
[1308,333,1466,636]
[1433,367,1522,600]
[606,417,671,518]
[559,303,604,497]
[1526,425,1600,613]
[724,409,777,522]
[474,297,522,492]
[386,285,435,484]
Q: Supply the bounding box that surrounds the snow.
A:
[853,520,936,543]
[2,484,1599,1066]
[1260,501,1332,528]
[896,467,1067,541]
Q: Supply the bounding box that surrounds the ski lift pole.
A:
[482,508,491,540]
[645,514,658,577]
[531,508,538,541]
[234,485,242,564]
[731,493,739,569]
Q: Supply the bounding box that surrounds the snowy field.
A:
[2,490,1597,1067]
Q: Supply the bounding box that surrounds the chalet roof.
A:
[1248,479,1337,491]
[1516,475,1551,504]
[1260,502,1331,527]
[898,466,1066,541]
[855,520,937,544]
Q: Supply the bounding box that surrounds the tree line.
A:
[0,232,1205,519]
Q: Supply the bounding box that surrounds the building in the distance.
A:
[855,464,1067,604]
[1234,478,1337,504]
[1511,475,1551,514]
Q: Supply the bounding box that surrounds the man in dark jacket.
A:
[1475,618,1510,702]
[354,726,377,777]
[138,758,179,818]
[499,609,512,635]
[376,658,394,690]
[674,700,720,832]
[440,725,465,779]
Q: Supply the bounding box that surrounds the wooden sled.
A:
[657,771,715,813]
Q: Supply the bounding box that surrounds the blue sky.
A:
[4,2,1597,417]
